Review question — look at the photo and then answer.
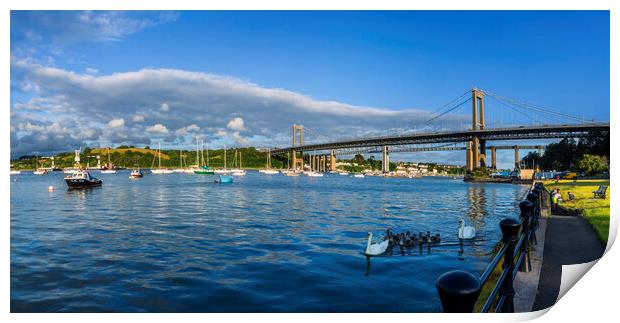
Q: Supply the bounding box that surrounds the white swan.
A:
[365,232,389,256]
[458,218,476,239]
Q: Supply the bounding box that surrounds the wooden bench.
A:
[593,186,607,199]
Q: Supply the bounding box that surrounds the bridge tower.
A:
[470,88,486,171]
[292,124,304,170]
[330,149,337,171]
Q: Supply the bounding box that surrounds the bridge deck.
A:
[270,123,609,154]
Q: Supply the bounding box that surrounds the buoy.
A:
[48,185,54,191]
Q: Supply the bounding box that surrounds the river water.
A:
[10,171,528,312]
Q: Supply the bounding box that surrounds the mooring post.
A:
[435,270,482,312]
[498,218,521,313]
[519,200,534,273]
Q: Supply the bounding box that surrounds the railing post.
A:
[498,218,520,313]
[436,270,482,312]
[519,200,534,272]
[527,192,540,245]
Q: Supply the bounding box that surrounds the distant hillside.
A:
[91,148,170,159]
[11,146,285,170]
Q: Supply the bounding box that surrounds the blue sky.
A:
[10,11,610,167]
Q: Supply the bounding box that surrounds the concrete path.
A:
[513,217,547,312]
[531,214,605,311]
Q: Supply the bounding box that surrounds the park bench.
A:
[593,186,607,199]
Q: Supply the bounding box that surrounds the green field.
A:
[543,179,610,243]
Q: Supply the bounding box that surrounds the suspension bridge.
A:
[269,88,609,173]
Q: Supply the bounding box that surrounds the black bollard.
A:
[498,218,521,313]
[436,270,482,312]
[519,200,534,273]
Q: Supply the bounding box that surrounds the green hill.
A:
[11,146,285,170]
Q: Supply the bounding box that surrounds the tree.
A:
[353,154,365,165]
[577,154,607,176]
[521,151,542,170]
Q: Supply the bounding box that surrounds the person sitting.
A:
[553,189,563,204]
[568,191,575,201]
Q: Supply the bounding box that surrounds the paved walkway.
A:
[531,214,605,311]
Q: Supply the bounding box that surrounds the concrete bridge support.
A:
[514,145,520,169]
[466,141,474,173]
[321,156,326,172]
[479,139,487,168]
[491,147,497,169]
[330,150,336,171]
[382,146,390,173]
[537,145,543,157]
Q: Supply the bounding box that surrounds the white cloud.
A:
[107,118,125,128]
[175,124,200,136]
[10,60,471,156]
[227,117,246,132]
[146,123,169,134]
[160,102,170,112]
[132,114,145,122]
[85,67,98,75]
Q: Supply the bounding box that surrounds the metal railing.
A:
[435,182,545,313]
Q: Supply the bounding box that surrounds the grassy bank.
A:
[543,179,610,243]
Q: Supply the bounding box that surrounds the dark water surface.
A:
[11,171,528,312]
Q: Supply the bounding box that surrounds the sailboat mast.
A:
[206,142,209,166]
[196,137,199,167]
[201,141,205,167]
[158,142,161,168]
[240,151,242,169]
[224,145,227,170]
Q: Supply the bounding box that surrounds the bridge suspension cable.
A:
[483,90,594,124]
[425,90,471,124]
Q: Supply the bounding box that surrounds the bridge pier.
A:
[330,150,336,171]
[491,147,497,169]
[514,145,520,169]
[322,155,326,172]
[537,145,543,157]
[466,141,474,173]
[382,146,390,173]
[479,139,487,168]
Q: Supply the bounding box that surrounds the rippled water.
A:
[11,171,528,312]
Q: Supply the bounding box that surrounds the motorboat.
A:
[259,169,279,175]
[33,169,48,175]
[64,170,102,188]
[10,170,21,175]
[353,174,365,178]
[129,169,144,178]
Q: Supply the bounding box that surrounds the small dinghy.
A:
[219,175,233,183]
[64,170,102,188]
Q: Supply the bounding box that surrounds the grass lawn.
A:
[543,179,610,243]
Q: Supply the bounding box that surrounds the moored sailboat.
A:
[100,148,117,173]
[151,142,173,174]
